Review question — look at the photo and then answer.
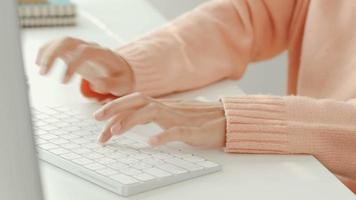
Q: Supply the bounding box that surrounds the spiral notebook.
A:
[18,0,76,27]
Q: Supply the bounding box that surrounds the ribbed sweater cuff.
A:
[221,96,289,154]
[116,44,172,97]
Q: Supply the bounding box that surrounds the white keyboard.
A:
[31,106,221,196]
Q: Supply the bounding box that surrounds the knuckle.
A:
[132,92,143,98]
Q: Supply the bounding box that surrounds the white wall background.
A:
[147,0,288,95]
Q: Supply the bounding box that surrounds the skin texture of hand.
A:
[94,92,227,148]
[35,37,135,96]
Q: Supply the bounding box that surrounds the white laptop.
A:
[0,0,221,197]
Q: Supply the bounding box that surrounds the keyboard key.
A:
[39,143,58,150]
[142,158,165,166]
[85,163,106,170]
[106,152,128,159]
[96,148,114,154]
[39,134,58,140]
[40,125,58,131]
[85,143,102,149]
[73,158,93,165]
[54,122,71,127]
[130,154,150,160]
[49,148,70,155]
[50,138,69,145]
[96,168,118,176]
[63,126,82,132]
[34,130,48,135]
[62,143,81,149]
[157,163,187,175]
[111,174,138,184]
[196,161,219,168]
[143,168,171,178]
[120,168,141,176]
[119,158,138,164]
[130,162,152,170]
[182,155,205,162]
[72,138,91,145]
[97,157,116,165]
[133,173,155,182]
[60,153,81,160]
[71,148,91,154]
[109,162,130,170]
[35,139,47,145]
[46,118,60,124]
[51,130,68,135]
[84,152,104,159]
[62,134,80,140]
[164,158,203,171]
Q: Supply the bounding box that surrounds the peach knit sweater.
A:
[81,0,356,192]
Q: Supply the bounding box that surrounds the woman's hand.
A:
[94,93,227,148]
[35,37,135,96]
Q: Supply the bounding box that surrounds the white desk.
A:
[22,0,355,199]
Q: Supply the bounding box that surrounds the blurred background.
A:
[148,0,287,96]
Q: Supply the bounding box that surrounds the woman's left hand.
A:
[94,93,226,148]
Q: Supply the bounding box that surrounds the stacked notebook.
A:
[18,0,77,27]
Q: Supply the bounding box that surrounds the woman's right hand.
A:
[35,37,135,96]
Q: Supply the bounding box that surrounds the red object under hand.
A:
[80,79,117,102]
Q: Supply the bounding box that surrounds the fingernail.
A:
[98,134,106,144]
[62,76,70,84]
[149,137,159,146]
[94,111,104,120]
[39,67,47,75]
[111,124,122,135]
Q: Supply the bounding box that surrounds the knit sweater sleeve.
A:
[221,95,356,183]
[81,0,302,99]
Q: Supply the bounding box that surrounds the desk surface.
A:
[22,0,355,199]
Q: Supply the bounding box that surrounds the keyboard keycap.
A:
[130,162,152,170]
[120,168,141,176]
[111,174,138,184]
[39,143,58,150]
[49,148,70,155]
[39,134,58,140]
[97,157,116,165]
[73,158,93,165]
[164,158,203,171]
[96,168,118,176]
[40,125,58,131]
[62,134,80,140]
[196,161,219,168]
[108,162,130,170]
[85,163,105,170]
[71,148,91,154]
[61,153,81,160]
[62,143,81,149]
[182,155,205,162]
[144,168,171,178]
[50,138,69,145]
[133,173,155,181]
[157,163,187,174]
[84,152,104,159]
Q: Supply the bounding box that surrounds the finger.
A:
[36,42,51,66]
[149,126,195,147]
[97,110,132,144]
[94,92,151,121]
[111,102,170,135]
[63,45,108,84]
[39,37,84,75]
